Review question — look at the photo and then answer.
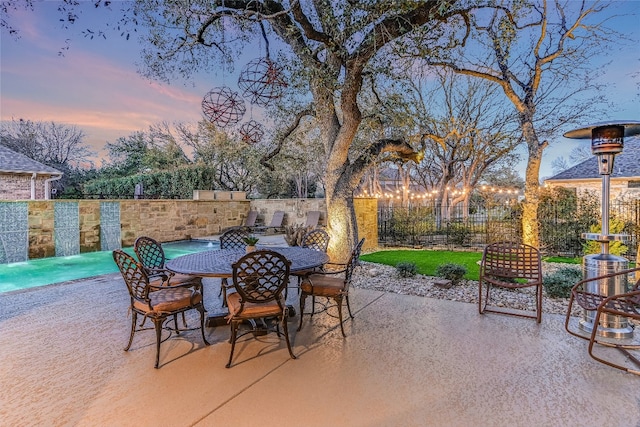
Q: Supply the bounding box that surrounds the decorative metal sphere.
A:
[237,58,288,107]
[201,87,246,128]
[239,120,265,145]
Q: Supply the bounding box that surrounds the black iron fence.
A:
[378,199,639,257]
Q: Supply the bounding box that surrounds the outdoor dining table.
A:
[165,246,329,326]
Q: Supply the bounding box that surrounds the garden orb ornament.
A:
[239,120,265,145]
[202,87,246,128]
[237,58,288,107]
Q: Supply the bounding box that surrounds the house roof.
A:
[0,144,62,176]
[546,136,640,181]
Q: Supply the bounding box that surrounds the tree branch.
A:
[260,108,314,171]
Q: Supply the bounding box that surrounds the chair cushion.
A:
[226,293,283,320]
[134,287,201,313]
[300,274,345,297]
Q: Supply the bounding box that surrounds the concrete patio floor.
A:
[1,267,639,426]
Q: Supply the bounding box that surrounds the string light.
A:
[354,184,523,199]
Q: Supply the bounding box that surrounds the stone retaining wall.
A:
[12,198,377,260]
[25,200,250,259]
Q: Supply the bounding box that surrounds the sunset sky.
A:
[1,1,639,178]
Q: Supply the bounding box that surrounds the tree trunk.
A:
[325,177,358,262]
[520,117,547,248]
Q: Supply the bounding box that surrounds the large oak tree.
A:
[123,0,478,259]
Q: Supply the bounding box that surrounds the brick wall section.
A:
[0,173,49,200]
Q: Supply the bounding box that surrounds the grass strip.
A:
[360,250,483,280]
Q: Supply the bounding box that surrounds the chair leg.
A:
[335,295,346,337]
[587,308,640,375]
[174,314,180,333]
[536,285,543,323]
[221,278,228,308]
[125,311,137,351]
[345,294,354,319]
[198,304,210,346]
[298,294,307,332]
[226,320,240,368]
[153,317,164,369]
[478,280,491,314]
[281,312,296,360]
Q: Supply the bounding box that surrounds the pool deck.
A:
[1,257,639,426]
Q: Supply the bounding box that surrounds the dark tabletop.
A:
[165,246,329,278]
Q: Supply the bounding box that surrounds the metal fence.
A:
[378,199,640,257]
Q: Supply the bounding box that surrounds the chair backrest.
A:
[481,241,541,281]
[304,211,321,227]
[301,229,330,253]
[220,227,249,250]
[268,210,285,227]
[344,238,365,287]
[134,236,166,272]
[231,250,291,304]
[113,249,150,301]
[244,210,258,227]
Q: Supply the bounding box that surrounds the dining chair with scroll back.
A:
[218,227,250,305]
[113,249,209,368]
[225,249,296,367]
[298,237,364,337]
[134,236,205,325]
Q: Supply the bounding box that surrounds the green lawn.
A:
[542,256,581,264]
[360,250,483,280]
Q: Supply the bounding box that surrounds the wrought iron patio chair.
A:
[218,227,251,305]
[478,241,543,323]
[564,266,640,375]
[226,249,295,368]
[300,228,330,253]
[134,236,205,325]
[220,227,249,250]
[134,236,203,288]
[290,228,331,296]
[298,237,364,337]
[113,249,209,368]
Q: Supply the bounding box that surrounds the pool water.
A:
[0,239,219,294]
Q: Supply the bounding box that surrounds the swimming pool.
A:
[0,239,219,294]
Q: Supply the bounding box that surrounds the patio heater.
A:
[564,120,640,338]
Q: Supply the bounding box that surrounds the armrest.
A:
[571,267,640,294]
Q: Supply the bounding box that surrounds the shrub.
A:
[582,218,629,256]
[447,221,471,246]
[396,261,417,278]
[435,263,467,285]
[543,266,582,299]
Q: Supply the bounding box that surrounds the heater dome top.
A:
[564,120,640,139]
